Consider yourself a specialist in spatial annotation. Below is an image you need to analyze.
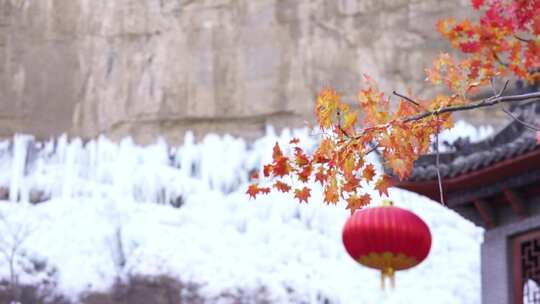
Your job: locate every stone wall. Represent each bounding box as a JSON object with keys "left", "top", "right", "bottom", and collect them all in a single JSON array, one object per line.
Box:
[{"left": 0, "top": 0, "right": 476, "bottom": 143}]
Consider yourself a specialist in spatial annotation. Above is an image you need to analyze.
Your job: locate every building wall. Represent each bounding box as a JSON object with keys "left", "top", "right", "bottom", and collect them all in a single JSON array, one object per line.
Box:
[
  {"left": 481, "top": 208, "right": 540, "bottom": 304},
  {"left": 0, "top": 0, "right": 481, "bottom": 144}
]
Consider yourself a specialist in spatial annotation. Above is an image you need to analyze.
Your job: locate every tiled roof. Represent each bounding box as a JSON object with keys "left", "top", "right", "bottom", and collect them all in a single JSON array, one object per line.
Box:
[{"left": 402, "top": 104, "right": 539, "bottom": 182}]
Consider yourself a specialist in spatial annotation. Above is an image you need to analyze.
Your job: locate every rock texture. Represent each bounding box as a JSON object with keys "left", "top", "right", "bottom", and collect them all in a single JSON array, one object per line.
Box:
[{"left": 0, "top": 0, "right": 477, "bottom": 143}]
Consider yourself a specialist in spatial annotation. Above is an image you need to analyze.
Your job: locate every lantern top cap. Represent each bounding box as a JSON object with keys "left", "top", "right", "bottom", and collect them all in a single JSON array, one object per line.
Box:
[{"left": 382, "top": 200, "right": 394, "bottom": 207}]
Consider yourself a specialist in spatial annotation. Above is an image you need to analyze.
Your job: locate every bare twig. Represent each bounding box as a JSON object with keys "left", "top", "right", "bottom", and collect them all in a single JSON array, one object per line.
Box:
[
  {"left": 499, "top": 80, "right": 510, "bottom": 96},
  {"left": 514, "top": 35, "right": 531, "bottom": 43},
  {"left": 393, "top": 91, "right": 420, "bottom": 107},
  {"left": 365, "top": 144, "right": 378, "bottom": 155},
  {"left": 502, "top": 108, "right": 540, "bottom": 131}
]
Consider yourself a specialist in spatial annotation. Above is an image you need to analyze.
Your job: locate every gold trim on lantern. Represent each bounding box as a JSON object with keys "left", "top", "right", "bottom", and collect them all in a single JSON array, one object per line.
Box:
[
  {"left": 357, "top": 252, "right": 418, "bottom": 271},
  {"left": 358, "top": 252, "right": 418, "bottom": 289}
]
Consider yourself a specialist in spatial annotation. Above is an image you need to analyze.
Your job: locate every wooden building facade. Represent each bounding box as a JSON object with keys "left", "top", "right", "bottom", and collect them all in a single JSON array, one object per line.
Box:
[{"left": 395, "top": 103, "right": 540, "bottom": 304}]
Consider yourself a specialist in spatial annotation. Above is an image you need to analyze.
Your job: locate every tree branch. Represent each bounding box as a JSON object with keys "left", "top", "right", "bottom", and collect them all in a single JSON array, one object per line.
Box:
[{"left": 402, "top": 91, "right": 540, "bottom": 123}]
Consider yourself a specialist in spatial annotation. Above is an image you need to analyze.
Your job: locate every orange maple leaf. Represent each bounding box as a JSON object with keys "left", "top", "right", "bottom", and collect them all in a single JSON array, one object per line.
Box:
[
  {"left": 346, "top": 193, "right": 371, "bottom": 214},
  {"left": 387, "top": 157, "right": 411, "bottom": 180},
  {"left": 294, "top": 187, "right": 311, "bottom": 203},
  {"left": 315, "top": 167, "right": 328, "bottom": 185},
  {"left": 273, "top": 181, "right": 291, "bottom": 193},
  {"left": 342, "top": 111, "right": 358, "bottom": 130},
  {"left": 294, "top": 147, "right": 310, "bottom": 167},
  {"left": 363, "top": 164, "right": 376, "bottom": 182},
  {"left": 246, "top": 184, "right": 260, "bottom": 199},
  {"left": 342, "top": 177, "right": 360, "bottom": 193},
  {"left": 375, "top": 175, "right": 393, "bottom": 197},
  {"left": 324, "top": 178, "right": 339, "bottom": 204}
]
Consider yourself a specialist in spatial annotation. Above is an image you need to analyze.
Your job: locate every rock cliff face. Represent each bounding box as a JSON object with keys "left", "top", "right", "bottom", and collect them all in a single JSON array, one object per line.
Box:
[{"left": 0, "top": 0, "right": 474, "bottom": 143}]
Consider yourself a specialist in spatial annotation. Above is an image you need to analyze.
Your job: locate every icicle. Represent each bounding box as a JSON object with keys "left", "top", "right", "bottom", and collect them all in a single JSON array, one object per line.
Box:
[{"left": 9, "top": 134, "right": 33, "bottom": 202}]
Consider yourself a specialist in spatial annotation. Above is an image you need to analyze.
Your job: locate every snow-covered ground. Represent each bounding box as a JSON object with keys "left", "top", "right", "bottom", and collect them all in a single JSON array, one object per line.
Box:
[{"left": 0, "top": 123, "right": 489, "bottom": 303}]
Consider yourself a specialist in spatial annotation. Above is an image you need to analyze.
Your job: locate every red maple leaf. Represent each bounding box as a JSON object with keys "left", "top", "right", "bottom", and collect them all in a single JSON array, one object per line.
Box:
[
  {"left": 272, "top": 142, "right": 284, "bottom": 162},
  {"left": 273, "top": 157, "right": 291, "bottom": 177},
  {"left": 289, "top": 137, "right": 300, "bottom": 144},
  {"left": 459, "top": 41, "right": 480, "bottom": 53},
  {"left": 273, "top": 181, "right": 291, "bottom": 193},
  {"left": 471, "top": 0, "right": 484, "bottom": 10},
  {"left": 294, "top": 187, "right": 311, "bottom": 203},
  {"left": 259, "top": 187, "right": 271, "bottom": 194},
  {"left": 263, "top": 164, "right": 273, "bottom": 177},
  {"left": 298, "top": 165, "right": 313, "bottom": 182},
  {"left": 246, "top": 184, "right": 260, "bottom": 199}
]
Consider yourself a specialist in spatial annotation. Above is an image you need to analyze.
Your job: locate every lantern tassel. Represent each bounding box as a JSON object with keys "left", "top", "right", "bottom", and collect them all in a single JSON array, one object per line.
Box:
[{"left": 380, "top": 267, "right": 395, "bottom": 290}]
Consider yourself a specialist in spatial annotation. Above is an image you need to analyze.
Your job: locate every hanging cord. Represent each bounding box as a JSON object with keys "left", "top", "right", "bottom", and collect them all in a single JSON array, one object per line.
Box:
[{"left": 435, "top": 114, "right": 445, "bottom": 205}]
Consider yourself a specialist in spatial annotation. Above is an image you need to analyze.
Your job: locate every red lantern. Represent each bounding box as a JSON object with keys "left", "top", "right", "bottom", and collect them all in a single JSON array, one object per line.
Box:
[{"left": 342, "top": 201, "right": 432, "bottom": 288}]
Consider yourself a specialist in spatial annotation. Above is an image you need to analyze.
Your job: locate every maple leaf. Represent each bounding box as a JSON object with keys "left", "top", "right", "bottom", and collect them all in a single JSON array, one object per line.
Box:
[
  {"left": 273, "top": 181, "right": 291, "bottom": 193},
  {"left": 363, "top": 164, "right": 376, "bottom": 182},
  {"left": 294, "top": 147, "right": 310, "bottom": 167},
  {"left": 342, "top": 157, "right": 356, "bottom": 179},
  {"left": 263, "top": 164, "right": 273, "bottom": 177},
  {"left": 273, "top": 157, "right": 291, "bottom": 177},
  {"left": 272, "top": 142, "right": 284, "bottom": 162},
  {"left": 323, "top": 177, "right": 339, "bottom": 204},
  {"left": 313, "top": 138, "right": 334, "bottom": 163},
  {"left": 294, "top": 187, "right": 311, "bottom": 203},
  {"left": 298, "top": 165, "right": 313, "bottom": 183},
  {"left": 316, "top": 89, "right": 341, "bottom": 129},
  {"left": 471, "top": 0, "right": 484, "bottom": 10},
  {"left": 342, "top": 177, "right": 360, "bottom": 193},
  {"left": 387, "top": 157, "right": 411, "bottom": 180},
  {"left": 346, "top": 193, "right": 371, "bottom": 214},
  {"left": 532, "top": 15, "right": 540, "bottom": 35},
  {"left": 375, "top": 175, "right": 393, "bottom": 197},
  {"left": 459, "top": 41, "right": 480, "bottom": 53},
  {"left": 250, "top": 171, "right": 259, "bottom": 180},
  {"left": 259, "top": 187, "right": 271, "bottom": 194},
  {"left": 315, "top": 167, "right": 328, "bottom": 185},
  {"left": 289, "top": 137, "right": 300, "bottom": 144},
  {"left": 246, "top": 184, "right": 260, "bottom": 199},
  {"left": 342, "top": 111, "right": 358, "bottom": 130}
]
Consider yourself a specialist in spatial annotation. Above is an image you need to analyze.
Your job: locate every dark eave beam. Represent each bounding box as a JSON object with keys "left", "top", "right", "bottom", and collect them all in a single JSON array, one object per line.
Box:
[
  {"left": 473, "top": 199, "right": 496, "bottom": 228},
  {"left": 503, "top": 189, "right": 527, "bottom": 217}
]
